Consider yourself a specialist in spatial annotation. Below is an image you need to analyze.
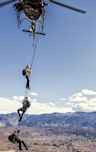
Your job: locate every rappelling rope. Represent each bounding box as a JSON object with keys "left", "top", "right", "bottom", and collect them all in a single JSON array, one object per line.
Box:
[
  {"left": 24, "top": 88, "right": 28, "bottom": 97},
  {"left": 24, "top": 28, "right": 40, "bottom": 98},
  {"left": 30, "top": 34, "right": 39, "bottom": 69},
  {"left": 31, "top": 21, "right": 41, "bottom": 69}
]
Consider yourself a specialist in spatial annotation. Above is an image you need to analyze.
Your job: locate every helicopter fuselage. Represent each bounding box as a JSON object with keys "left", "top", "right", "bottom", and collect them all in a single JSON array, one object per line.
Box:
[
  {"left": 23, "top": 3, "right": 43, "bottom": 21},
  {"left": 15, "top": 0, "right": 44, "bottom": 22}
]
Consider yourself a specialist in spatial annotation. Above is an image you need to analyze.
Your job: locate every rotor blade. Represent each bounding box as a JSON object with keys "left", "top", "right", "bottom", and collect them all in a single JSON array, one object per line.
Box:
[
  {"left": 49, "top": 0, "right": 86, "bottom": 14},
  {"left": 0, "top": 0, "right": 17, "bottom": 8}
]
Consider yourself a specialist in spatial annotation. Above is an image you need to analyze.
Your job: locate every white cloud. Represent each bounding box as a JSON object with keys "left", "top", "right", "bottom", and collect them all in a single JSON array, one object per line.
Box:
[
  {"left": 32, "top": 98, "right": 37, "bottom": 102},
  {"left": 89, "top": 97, "right": 96, "bottom": 102},
  {"left": 24, "top": 99, "right": 74, "bottom": 114},
  {"left": 49, "top": 102, "right": 55, "bottom": 106},
  {"left": 72, "top": 103, "right": 89, "bottom": 112},
  {"left": 1, "top": 89, "right": 96, "bottom": 115},
  {"left": 82, "top": 89, "right": 96, "bottom": 96},
  {"left": 11, "top": 96, "right": 24, "bottom": 102},
  {"left": 29, "top": 92, "right": 39, "bottom": 96},
  {"left": 59, "top": 98, "right": 66, "bottom": 101},
  {"left": 68, "top": 92, "right": 88, "bottom": 102},
  {"left": 0, "top": 96, "right": 73, "bottom": 114},
  {"left": 72, "top": 101, "right": 96, "bottom": 112},
  {"left": 71, "top": 96, "right": 96, "bottom": 112},
  {"left": 0, "top": 97, "right": 20, "bottom": 114}
]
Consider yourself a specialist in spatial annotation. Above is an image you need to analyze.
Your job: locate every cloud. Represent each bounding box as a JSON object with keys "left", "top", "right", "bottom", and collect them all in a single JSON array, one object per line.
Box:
[
  {"left": 89, "top": 97, "right": 96, "bottom": 102},
  {"left": 0, "top": 96, "right": 73, "bottom": 114},
  {"left": 29, "top": 92, "right": 39, "bottom": 96},
  {"left": 1, "top": 89, "right": 96, "bottom": 115},
  {"left": 24, "top": 99, "right": 74, "bottom": 114},
  {"left": 71, "top": 96, "right": 96, "bottom": 112},
  {"left": 82, "top": 89, "right": 96, "bottom": 96},
  {"left": 72, "top": 103, "right": 90, "bottom": 112},
  {"left": 68, "top": 92, "right": 88, "bottom": 102},
  {"left": 49, "top": 102, "right": 55, "bottom": 106},
  {"left": 59, "top": 98, "right": 66, "bottom": 101},
  {"left": 72, "top": 101, "right": 96, "bottom": 112},
  {"left": 11, "top": 96, "right": 24, "bottom": 101},
  {"left": 32, "top": 98, "right": 37, "bottom": 102},
  {"left": 0, "top": 97, "right": 20, "bottom": 114}
]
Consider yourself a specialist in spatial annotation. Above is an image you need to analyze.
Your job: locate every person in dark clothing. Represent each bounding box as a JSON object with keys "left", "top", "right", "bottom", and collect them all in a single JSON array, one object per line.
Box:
[
  {"left": 24, "top": 0, "right": 42, "bottom": 9},
  {"left": 8, "top": 130, "right": 28, "bottom": 151},
  {"left": 22, "top": 65, "right": 31, "bottom": 90},
  {"left": 17, "top": 97, "right": 31, "bottom": 122}
]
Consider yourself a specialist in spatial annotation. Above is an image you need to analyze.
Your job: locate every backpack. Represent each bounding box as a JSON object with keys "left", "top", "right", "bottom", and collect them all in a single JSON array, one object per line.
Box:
[
  {"left": 23, "top": 100, "right": 30, "bottom": 108},
  {"left": 26, "top": 101, "right": 30, "bottom": 108},
  {"left": 8, "top": 134, "right": 15, "bottom": 143},
  {"left": 22, "top": 69, "right": 26, "bottom": 76}
]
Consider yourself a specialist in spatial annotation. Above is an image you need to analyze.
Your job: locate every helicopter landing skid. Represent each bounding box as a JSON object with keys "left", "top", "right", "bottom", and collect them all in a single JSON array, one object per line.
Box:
[{"left": 23, "top": 29, "right": 46, "bottom": 36}]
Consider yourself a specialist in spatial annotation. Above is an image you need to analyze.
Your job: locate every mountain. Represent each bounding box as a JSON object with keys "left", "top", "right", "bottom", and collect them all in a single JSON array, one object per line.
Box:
[
  {"left": 1, "top": 112, "right": 96, "bottom": 138},
  {"left": 0, "top": 112, "right": 96, "bottom": 128}
]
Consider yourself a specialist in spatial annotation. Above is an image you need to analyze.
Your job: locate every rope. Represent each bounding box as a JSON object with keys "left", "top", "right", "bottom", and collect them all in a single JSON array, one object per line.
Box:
[
  {"left": 24, "top": 88, "right": 28, "bottom": 97},
  {"left": 24, "top": 30, "right": 39, "bottom": 98},
  {"left": 30, "top": 34, "right": 39, "bottom": 69},
  {"left": 30, "top": 21, "right": 41, "bottom": 69}
]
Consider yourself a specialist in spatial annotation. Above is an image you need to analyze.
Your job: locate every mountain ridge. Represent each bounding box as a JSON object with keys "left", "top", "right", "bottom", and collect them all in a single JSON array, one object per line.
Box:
[{"left": 0, "top": 111, "right": 96, "bottom": 128}]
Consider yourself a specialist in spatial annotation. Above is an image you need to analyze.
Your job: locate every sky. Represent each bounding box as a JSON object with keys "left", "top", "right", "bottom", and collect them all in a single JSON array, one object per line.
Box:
[{"left": 0, "top": 0, "right": 96, "bottom": 114}]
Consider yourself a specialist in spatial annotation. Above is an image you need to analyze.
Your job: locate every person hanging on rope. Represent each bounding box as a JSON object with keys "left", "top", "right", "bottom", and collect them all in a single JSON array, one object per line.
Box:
[
  {"left": 8, "top": 129, "right": 28, "bottom": 151},
  {"left": 17, "top": 97, "right": 31, "bottom": 122},
  {"left": 22, "top": 65, "right": 31, "bottom": 89}
]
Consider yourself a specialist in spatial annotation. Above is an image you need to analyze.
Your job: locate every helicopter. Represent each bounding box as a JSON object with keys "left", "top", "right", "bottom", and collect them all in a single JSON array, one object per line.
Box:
[{"left": 0, "top": 0, "right": 86, "bottom": 36}]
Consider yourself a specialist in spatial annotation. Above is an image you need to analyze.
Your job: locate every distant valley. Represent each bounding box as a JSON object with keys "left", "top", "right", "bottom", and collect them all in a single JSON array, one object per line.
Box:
[{"left": 1, "top": 112, "right": 96, "bottom": 138}]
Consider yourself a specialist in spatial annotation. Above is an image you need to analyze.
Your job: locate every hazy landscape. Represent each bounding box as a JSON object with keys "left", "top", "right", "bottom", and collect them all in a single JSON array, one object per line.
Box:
[
  {"left": 0, "top": 0, "right": 95, "bottom": 151},
  {"left": 1, "top": 112, "right": 96, "bottom": 152}
]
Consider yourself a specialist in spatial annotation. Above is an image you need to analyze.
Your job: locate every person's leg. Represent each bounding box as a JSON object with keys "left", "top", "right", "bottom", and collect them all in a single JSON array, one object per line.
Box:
[
  {"left": 26, "top": 76, "right": 30, "bottom": 89},
  {"left": 19, "top": 108, "right": 26, "bottom": 121},
  {"left": 18, "top": 140, "right": 22, "bottom": 150},
  {"left": 17, "top": 109, "right": 22, "bottom": 122},
  {"left": 22, "top": 109, "right": 26, "bottom": 117},
  {"left": 17, "top": 109, "right": 21, "bottom": 117},
  {"left": 19, "top": 116, "right": 22, "bottom": 122},
  {"left": 18, "top": 108, "right": 24, "bottom": 122},
  {"left": 22, "top": 141, "right": 28, "bottom": 150}
]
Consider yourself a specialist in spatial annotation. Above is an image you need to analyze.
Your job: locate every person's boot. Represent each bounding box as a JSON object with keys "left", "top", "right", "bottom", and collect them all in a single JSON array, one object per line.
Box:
[
  {"left": 22, "top": 141, "right": 28, "bottom": 150},
  {"left": 19, "top": 148, "right": 22, "bottom": 151},
  {"left": 19, "top": 116, "right": 22, "bottom": 122},
  {"left": 26, "top": 147, "right": 28, "bottom": 150},
  {"left": 26, "top": 84, "right": 30, "bottom": 90}
]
